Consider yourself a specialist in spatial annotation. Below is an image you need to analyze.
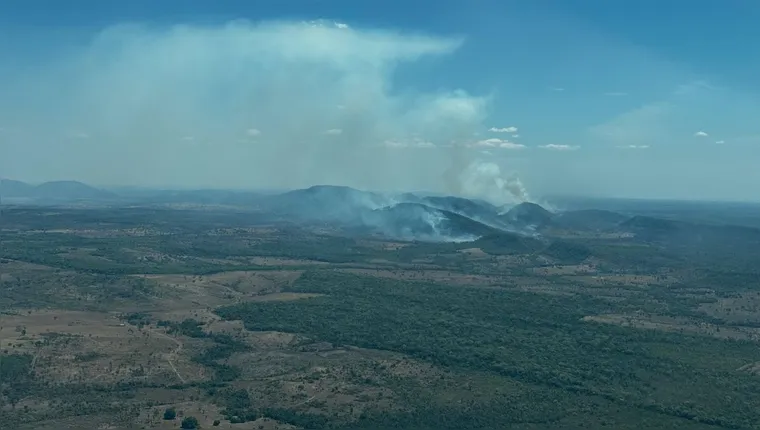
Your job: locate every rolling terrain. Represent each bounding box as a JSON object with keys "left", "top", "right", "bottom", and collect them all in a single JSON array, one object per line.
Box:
[{"left": 3, "top": 182, "right": 760, "bottom": 429}]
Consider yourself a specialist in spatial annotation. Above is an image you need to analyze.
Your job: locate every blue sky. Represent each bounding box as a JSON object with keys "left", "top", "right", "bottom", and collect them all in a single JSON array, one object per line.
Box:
[{"left": 1, "top": 0, "right": 759, "bottom": 202}]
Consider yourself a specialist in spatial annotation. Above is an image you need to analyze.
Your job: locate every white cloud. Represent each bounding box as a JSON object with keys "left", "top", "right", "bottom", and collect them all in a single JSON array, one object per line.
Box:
[
  {"left": 383, "top": 137, "right": 436, "bottom": 148},
  {"left": 604, "top": 92, "right": 628, "bottom": 96},
  {"left": 715, "top": 140, "right": 725, "bottom": 144},
  {"left": 415, "top": 140, "right": 435, "bottom": 148},
  {"left": 539, "top": 144, "right": 579, "bottom": 151},
  {"left": 383, "top": 140, "right": 406, "bottom": 148},
  {"left": 325, "top": 128, "right": 343, "bottom": 135},
  {"left": 489, "top": 126, "right": 518, "bottom": 133},
  {"left": 334, "top": 22, "right": 350, "bottom": 30},
  {"left": 511, "top": 134, "right": 519, "bottom": 138},
  {"left": 246, "top": 128, "right": 261, "bottom": 137},
  {"left": 618, "top": 145, "right": 650, "bottom": 149},
  {"left": 0, "top": 20, "right": 498, "bottom": 195},
  {"left": 694, "top": 131, "right": 708, "bottom": 137},
  {"left": 471, "top": 138, "right": 525, "bottom": 149}
]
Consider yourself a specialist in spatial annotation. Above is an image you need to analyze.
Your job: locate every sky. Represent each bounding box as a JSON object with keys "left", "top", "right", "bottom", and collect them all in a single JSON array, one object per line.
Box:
[{"left": 1, "top": 0, "right": 759, "bottom": 202}]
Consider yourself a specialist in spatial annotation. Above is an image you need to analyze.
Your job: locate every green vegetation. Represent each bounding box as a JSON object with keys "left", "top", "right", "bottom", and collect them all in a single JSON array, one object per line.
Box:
[
  {"left": 181, "top": 416, "right": 200, "bottom": 429},
  {"left": 163, "top": 407, "right": 177, "bottom": 420},
  {"left": 3, "top": 205, "right": 760, "bottom": 429},
  {"left": 217, "top": 271, "right": 760, "bottom": 429}
]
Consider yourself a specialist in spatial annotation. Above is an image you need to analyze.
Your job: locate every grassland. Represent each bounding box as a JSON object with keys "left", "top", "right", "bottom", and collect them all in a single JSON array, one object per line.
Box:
[{"left": 3, "top": 205, "right": 760, "bottom": 429}]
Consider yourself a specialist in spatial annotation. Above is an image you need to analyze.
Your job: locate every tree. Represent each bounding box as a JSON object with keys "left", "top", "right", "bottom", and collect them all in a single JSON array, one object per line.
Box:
[
  {"left": 181, "top": 416, "right": 200, "bottom": 429},
  {"left": 163, "top": 407, "right": 176, "bottom": 420}
]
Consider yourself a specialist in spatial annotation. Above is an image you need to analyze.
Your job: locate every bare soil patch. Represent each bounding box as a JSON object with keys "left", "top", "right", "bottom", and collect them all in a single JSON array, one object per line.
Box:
[
  {"left": 700, "top": 291, "right": 760, "bottom": 325},
  {"left": 140, "top": 401, "right": 297, "bottom": 429},
  {"left": 137, "top": 270, "right": 304, "bottom": 312},
  {"left": 458, "top": 248, "right": 489, "bottom": 259},
  {"left": 529, "top": 264, "right": 597, "bottom": 276},
  {"left": 250, "top": 257, "right": 330, "bottom": 267},
  {"left": 584, "top": 313, "right": 760, "bottom": 341},
  {"left": 338, "top": 268, "right": 503, "bottom": 286},
  {"left": 0, "top": 309, "right": 208, "bottom": 385},
  {"left": 567, "top": 273, "right": 676, "bottom": 288},
  {"left": 357, "top": 240, "right": 410, "bottom": 251},
  {"left": 249, "top": 293, "right": 325, "bottom": 302}
]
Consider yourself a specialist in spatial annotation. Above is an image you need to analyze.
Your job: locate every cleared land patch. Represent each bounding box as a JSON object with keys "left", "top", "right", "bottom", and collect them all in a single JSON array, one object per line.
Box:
[
  {"left": 583, "top": 313, "right": 760, "bottom": 340},
  {"left": 337, "top": 268, "right": 503, "bottom": 286}
]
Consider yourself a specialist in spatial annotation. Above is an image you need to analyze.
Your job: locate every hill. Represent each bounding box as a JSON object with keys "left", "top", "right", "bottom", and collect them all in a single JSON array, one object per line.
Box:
[
  {"left": 0, "top": 179, "right": 35, "bottom": 198},
  {"left": 620, "top": 215, "right": 760, "bottom": 270},
  {"left": 551, "top": 209, "right": 629, "bottom": 231},
  {"left": 370, "top": 202, "right": 499, "bottom": 241},
  {"left": 256, "top": 186, "right": 502, "bottom": 241},
  {"left": 415, "top": 196, "right": 500, "bottom": 221},
  {"left": 1, "top": 179, "right": 115, "bottom": 201},
  {"left": 500, "top": 202, "right": 554, "bottom": 229},
  {"left": 34, "top": 181, "right": 116, "bottom": 200},
  {"left": 261, "top": 185, "right": 390, "bottom": 221}
]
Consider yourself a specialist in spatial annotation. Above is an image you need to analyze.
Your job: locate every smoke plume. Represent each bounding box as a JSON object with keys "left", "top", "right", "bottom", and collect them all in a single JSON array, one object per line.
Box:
[
  {"left": 457, "top": 160, "right": 529, "bottom": 206},
  {"left": 0, "top": 19, "right": 528, "bottom": 207}
]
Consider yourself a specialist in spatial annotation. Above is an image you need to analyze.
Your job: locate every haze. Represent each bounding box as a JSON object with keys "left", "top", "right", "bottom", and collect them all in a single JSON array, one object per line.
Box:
[{"left": 1, "top": 0, "right": 759, "bottom": 202}]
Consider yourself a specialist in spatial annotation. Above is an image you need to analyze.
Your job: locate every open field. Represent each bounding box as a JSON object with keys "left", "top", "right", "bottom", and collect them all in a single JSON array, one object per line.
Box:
[{"left": 4, "top": 204, "right": 760, "bottom": 429}]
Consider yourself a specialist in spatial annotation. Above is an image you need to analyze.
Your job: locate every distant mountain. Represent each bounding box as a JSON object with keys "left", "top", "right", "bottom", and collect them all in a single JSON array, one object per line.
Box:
[
  {"left": 501, "top": 202, "right": 554, "bottom": 229},
  {"left": 34, "top": 181, "right": 116, "bottom": 200},
  {"left": 620, "top": 214, "right": 760, "bottom": 270},
  {"left": 370, "top": 202, "right": 499, "bottom": 241},
  {"left": 417, "top": 196, "right": 500, "bottom": 221},
  {"left": 1, "top": 179, "right": 116, "bottom": 201},
  {"left": 122, "top": 189, "right": 262, "bottom": 206},
  {"left": 1, "top": 179, "right": 35, "bottom": 198},
  {"left": 261, "top": 185, "right": 390, "bottom": 221},
  {"left": 254, "top": 186, "right": 501, "bottom": 241},
  {"left": 551, "top": 209, "right": 629, "bottom": 231}
]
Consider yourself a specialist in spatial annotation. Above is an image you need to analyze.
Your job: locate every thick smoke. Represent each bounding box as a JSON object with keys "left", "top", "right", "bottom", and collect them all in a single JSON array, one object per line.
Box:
[
  {"left": 272, "top": 185, "right": 484, "bottom": 242},
  {"left": 457, "top": 160, "right": 529, "bottom": 207},
  {"left": 0, "top": 20, "right": 488, "bottom": 193},
  {"left": 0, "top": 19, "right": 532, "bottom": 234}
]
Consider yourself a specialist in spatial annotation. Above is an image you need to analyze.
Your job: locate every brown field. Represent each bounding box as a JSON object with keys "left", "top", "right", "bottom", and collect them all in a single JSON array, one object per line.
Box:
[
  {"left": 1, "top": 263, "right": 448, "bottom": 429},
  {"left": 566, "top": 273, "right": 677, "bottom": 287},
  {"left": 138, "top": 401, "right": 298, "bottom": 430},
  {"left": 140, "top": 270, "right": 304, "bottom": 302},
  {"left": 583, "top": 313, "right": 760, "bottom": 341},
  {"left": 249, "top": 257, "right": 330, "bottom": 267},
  {"left": 700, "top": 291, "right": 760, "bottom": 324},
  {"left": 0, "top": 309, "right": 209, "bottom": 386},
  {"left": 357, "top": 240, "right": 410, "bottom": 251},
  {"left": 248, "top": 293, "right": 325, "bottom": 302},
  {"left": 457, "top": 247, "right": 489, "bottom": 258},
  {"left": 1, "top": 302, "right": 429, "bottom": 430},
  {"left": 337, "top": 268, "right": 504, "bottom": 286},
  {"left": 529, "top": 264, "right": 597, "bottom": 276}
]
